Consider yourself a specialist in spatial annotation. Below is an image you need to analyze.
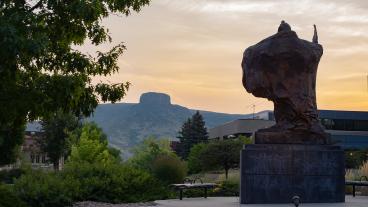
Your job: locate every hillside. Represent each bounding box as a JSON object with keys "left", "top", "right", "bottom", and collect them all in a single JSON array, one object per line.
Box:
[{"left": 88, "top": 92, "right": 251, "bottom": 155}]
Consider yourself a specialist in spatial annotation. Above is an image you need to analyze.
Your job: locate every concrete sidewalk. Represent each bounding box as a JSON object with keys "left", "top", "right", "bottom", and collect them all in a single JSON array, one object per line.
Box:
[{"left": 155, "top": 196, "right": 368, "bottom": 207}]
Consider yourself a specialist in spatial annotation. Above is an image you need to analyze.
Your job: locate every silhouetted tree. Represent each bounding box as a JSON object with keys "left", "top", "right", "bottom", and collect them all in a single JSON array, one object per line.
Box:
[
  {"left": 40, "top": 111, "right": 80, "bottom": 169},
  {"left": 177, "top": 111, "right": 208, "bottom": 159},
  {"left": 0, "top": 0, "right": 150, "bottom": 164}
]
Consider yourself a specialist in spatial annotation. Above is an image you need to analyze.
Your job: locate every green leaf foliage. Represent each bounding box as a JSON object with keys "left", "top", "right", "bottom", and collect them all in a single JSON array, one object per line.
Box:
[
  {"left": 0, "top": 0, "right": 150, "bottom": 164},
  {"left": 129, "top": 137, "right": 175, "bottom": 171},
  {"left": 40, "top": 110, "right": 81, "bottom": 169},
  {"left": 0, "top": 168, "right": 26, "bottom": 184},
  {"left": 14, "top": 170, "right": 75, "bottom": 207},
  {"left": 63, "top": 162, "right": 167, "bottom": 203},
  {"left": 13, "top": 123, "right": 168, "bottom": 206},
  {"left": 189, "top": 137, "right": 250, "bottom": 179},
  {"left": 129, "top": 137, "right": 187, "bottom": 184},
  {"left": 67, "top": 122, "right": 118, "bottom": 165},
  {"left": 187, "top": 143, "right": 207, "bottom": 174},
  {"left": 151, "top": 154, "right": 187, "bottom": 185},
  {"left": 0, "top": 184, "right": 27, "bottom": 207},
  {"left": 0, "top": 122, "right": 25, "bottom": 165}
]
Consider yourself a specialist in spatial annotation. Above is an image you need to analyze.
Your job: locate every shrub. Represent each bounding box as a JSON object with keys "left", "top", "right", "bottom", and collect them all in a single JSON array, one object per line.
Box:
[
  {"left": 359, "top": 161, "right": 368, "bottom": 195},
  {"left": 181, "top": 178, "right": 240, "bottom": 198},
  {"left": 14, "top": 170, "right": 74, "bottom": 207},
  {"left": 182, "top": 188, "right": 212, "bottom": 198},
  {"left": 0, "top": 184, "right": 26, "bottom": 207},
  {"left": 345, "top": 169, "right": 361, "bottom": 180},
  {"left": 68, "top": 123, "right": 117, "bottom": 165},
  {"left": 0, "top": 169, "right": 25, "bottom": 184},
  {"left": 152, "top": 155, "right": 187, "bottom": 184},
  {"left": 187, "top": 143, "right": 207, "bottom": 174},
  {"left": 129, "top": 137, "right": 175, "bottom": 171},
  {"left": 63, "top": 162, "right": 169, "bottom": 203},
  {"left": 212, "top": 179, "right": 239, "bottom": 196}
]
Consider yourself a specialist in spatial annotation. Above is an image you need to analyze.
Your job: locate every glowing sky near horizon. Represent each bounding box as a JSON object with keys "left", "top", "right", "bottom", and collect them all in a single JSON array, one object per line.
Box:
[{"left": 85, "top": 0, "right": 368, "bottom": 114}]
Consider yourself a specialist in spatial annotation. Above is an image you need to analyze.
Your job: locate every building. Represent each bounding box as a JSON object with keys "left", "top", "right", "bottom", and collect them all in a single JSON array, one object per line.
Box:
[
  {"left": 22, "top": 130, "right": 55, "bottom": 169},
  {"left": 319, "top": 110, "right": 368, "bottom": 149},
  {"left": 209, "top": 119, "right": 275, "bottom": 139},
  {"left": 0, "top": 122, "right": 64, "bottom": 171},
  {"left": 209, "top": 110, "right": 368, "bottom": 149},
  {"left": 24, "top": 122, "right": 65, "bottom": 170}
]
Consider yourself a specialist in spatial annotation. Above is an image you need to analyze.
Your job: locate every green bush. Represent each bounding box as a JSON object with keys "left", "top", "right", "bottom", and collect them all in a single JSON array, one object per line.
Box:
[
  {"left": 187, "top": 143, "right": 207, "bottom": 174},
  {"left": 212, "top": 179, "right": 239, "bottom": 196},
  {"left": 14, "top": 163, "right": 170, "bottom": 206},
  {"left": 182, "top": 188, "right": 212, "bottom": 198},
  {"left": 152, "top": 155, "right": 187, "bottom": 184},
  {"left": 63, "top": 162, "right": 169, "bottom": 203},
  {"left": 0, "top": 184, "right": 26, "bottom": 207},
  {"left": 14, "top": 170, "right": 74, "bottom": 207},
  {"left": 180, "top": 179, "right": 239, "bottom": 198},
  {"left": 129, "top": 137, "right": 175, "bottom": 172},
  {"left": 177, "top": 177, "right": 240, "bottom": 198},
  {"left": 0, "top": 169, "right": 25, "bottom": 184}
]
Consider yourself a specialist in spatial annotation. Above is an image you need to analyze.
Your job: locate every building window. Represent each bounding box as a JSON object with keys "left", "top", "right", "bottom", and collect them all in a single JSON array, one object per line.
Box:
[
  {"left": 30, "top": 154, "right": 35, "bottom": 163},
  {"left": 321, "top": 119, "right": 368, "bottom": 131},
  {"left": 42, "top": 155, "right": 46, "bottom": 163},
  {"left": 36, "top": 155, "right": 40, "bottom": 163}
]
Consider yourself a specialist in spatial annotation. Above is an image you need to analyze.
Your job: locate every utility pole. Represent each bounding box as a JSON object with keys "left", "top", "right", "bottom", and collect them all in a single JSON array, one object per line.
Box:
[{"left": 252, "top": 104, "right": 256, "bottom": 119}]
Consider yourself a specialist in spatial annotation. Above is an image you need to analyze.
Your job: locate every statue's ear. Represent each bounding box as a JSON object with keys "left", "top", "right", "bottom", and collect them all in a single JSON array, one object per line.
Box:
[{"left": 312, "top": 24, "right": 318, "bottom": 43}]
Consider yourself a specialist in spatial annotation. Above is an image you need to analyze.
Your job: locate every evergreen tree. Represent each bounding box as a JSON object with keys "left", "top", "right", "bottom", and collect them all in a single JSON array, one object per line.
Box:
[
  {"left": 177, "top": 111, "right": 208, "bottom": 159},
  {"left": 177, "top": 118, "right": 192, "bottom": 159},
  {"left": 191, "top": 111, "right": 209, "bottom": 143}
]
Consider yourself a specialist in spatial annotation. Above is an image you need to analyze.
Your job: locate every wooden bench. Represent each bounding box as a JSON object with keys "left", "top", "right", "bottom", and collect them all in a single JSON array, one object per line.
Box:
[
  {"left": 346, "top": 176, "right": 368, "bottom": 197},
  {"left": 170, "top": 178, "right": 217, "bottom": 200}
]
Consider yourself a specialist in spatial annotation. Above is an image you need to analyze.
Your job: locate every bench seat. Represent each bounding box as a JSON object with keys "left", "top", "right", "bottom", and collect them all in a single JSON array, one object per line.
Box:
[
  {"left": 345, "top": 180, "right": 368, "bottom": 197},
  {"left": 170, "top": 183, "right": 217, "bottom": 200}
]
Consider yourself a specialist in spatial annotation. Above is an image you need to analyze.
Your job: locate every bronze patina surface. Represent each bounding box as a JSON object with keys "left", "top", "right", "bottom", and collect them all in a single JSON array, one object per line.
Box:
[{"left": 241, "top": 21, "right": 330, "bottom": 144}]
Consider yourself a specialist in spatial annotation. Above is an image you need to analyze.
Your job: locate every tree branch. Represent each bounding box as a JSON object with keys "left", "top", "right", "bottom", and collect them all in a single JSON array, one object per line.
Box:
[{"left": 29, "top": 0, "right": 43, "bottom": 12}]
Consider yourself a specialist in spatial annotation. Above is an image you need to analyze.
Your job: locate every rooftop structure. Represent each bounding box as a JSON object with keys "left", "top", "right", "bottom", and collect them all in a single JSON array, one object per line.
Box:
[{"left": 209, "top": 110, "right": 368, "bottom": 149}]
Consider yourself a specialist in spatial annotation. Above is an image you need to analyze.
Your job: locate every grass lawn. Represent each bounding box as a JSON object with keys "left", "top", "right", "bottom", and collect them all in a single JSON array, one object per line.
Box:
[{"left": 187, "top": 169, "right": 240, "bottom": 183}]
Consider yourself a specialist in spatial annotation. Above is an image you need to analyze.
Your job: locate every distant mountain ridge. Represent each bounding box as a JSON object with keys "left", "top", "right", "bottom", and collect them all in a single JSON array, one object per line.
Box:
[{"left": 88, "top": 92, "right": 252, "bottom": 155}]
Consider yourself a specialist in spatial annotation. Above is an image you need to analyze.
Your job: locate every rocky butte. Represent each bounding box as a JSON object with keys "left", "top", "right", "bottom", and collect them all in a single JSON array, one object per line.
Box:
[{"left": 239, "top": 21, "right": 345, "bottom": 204}]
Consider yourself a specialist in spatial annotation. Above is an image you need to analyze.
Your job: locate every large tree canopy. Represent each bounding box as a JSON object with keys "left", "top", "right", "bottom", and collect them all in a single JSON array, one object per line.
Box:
[{"left": 0, "top": 0, "right": 150, "bottom": 165}]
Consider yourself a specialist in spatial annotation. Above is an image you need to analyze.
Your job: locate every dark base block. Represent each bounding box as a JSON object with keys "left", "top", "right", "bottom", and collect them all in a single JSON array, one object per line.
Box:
[
  {"left": 240, "top": 144, "right": 345, "bottom": 204},
  {"left": 255, "top": 131, "right": 331, "bottom": 145}
]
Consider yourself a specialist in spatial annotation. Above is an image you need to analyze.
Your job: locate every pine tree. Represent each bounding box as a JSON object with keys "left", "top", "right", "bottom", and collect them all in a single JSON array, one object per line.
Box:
[
  {"left": 191, "top": 111, "right": 209, "bottom": 143},
  {"left": 177, "top": 111, "right": 208, "bottom": 159}
]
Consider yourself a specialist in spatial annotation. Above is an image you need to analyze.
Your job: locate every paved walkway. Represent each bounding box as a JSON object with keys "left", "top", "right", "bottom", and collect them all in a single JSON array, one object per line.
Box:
[{"left": 155, "top": 196, "right": 368, "bottom": 207}]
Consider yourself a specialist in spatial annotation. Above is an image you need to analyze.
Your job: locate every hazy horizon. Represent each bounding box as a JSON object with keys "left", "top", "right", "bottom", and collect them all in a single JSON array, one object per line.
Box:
[{"left": 81, "top": 0, "right": 368, "bottom": 114}]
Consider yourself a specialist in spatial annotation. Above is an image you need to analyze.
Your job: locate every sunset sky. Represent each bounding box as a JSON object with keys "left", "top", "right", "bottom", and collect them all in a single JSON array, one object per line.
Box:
[{"left": 84, "top": 0, "right": 368, "bottom": 114}]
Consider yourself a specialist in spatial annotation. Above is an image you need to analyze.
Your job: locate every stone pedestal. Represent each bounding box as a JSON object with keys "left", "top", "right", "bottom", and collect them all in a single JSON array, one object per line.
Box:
[{"left": 240, "top": 144, "right": 345, "bottom": 204}]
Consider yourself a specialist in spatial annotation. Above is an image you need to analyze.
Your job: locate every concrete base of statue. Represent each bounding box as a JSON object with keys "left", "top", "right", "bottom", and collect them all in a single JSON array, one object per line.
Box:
[{"left": 240, "top": 144, "right": 345, "bottom": 204}]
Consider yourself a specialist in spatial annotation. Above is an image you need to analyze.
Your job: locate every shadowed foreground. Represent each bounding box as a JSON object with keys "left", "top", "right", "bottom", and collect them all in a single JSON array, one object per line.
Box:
[{"left": 155, "top": 196, "right": 368, "bottom": 207}]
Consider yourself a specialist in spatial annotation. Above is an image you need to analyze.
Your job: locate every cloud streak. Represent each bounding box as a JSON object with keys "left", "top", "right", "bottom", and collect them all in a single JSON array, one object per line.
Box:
[{"left": 88, "top": 0, "right": 368, "bottom": 113}]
